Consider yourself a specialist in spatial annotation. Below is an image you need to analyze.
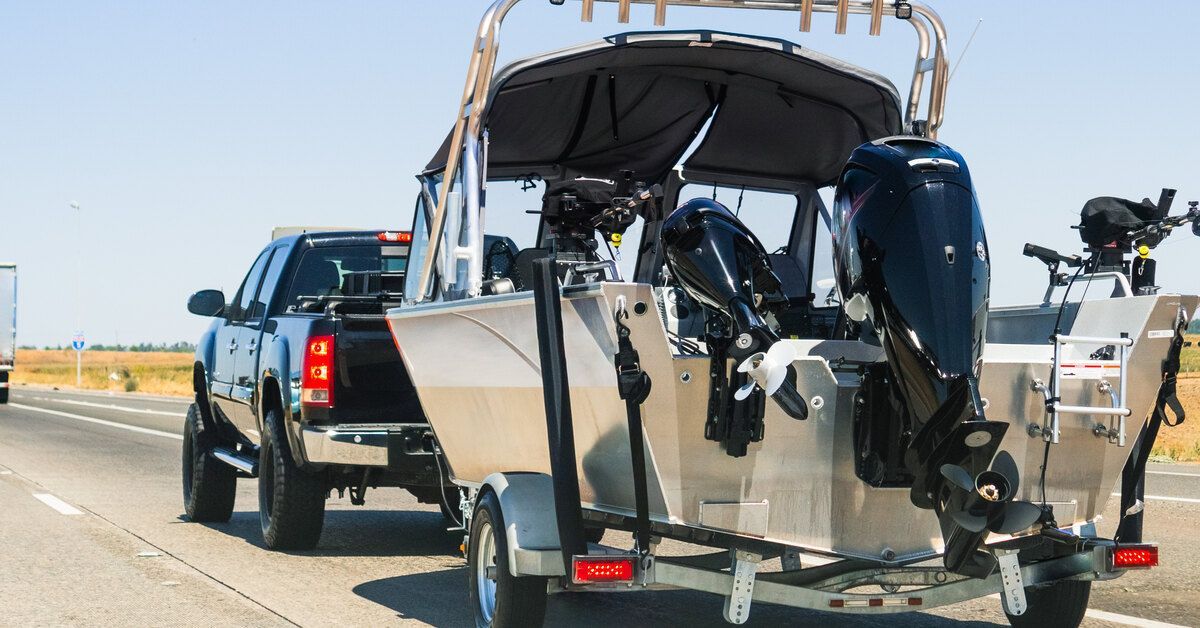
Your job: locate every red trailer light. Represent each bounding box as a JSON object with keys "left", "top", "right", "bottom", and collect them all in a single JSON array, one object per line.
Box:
[
  {"left": 378, "top": 231, "right": 413, "bottom": 243},
  {"left": 1111, "top": 544, "right": 1158, "bottom": 570},
  {"left": 829, "top": 597, "right": 922, "bottom": 608},
  {"left": 572, "top": 556, "right": 635, "bottom": 584},
  {"left": 301, "top": 335, "right": 335, "bottom": 407}
]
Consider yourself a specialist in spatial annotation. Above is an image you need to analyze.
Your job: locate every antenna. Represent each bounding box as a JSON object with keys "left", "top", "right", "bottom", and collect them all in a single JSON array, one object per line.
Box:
[{"left": 949, "top": 18, "right": 984, "bottom": 83}]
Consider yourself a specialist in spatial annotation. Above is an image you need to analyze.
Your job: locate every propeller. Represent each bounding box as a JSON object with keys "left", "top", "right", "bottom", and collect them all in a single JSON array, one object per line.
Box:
[
  {"left": 939, "top": 450, "right": 1043, "bottom": 536},
  {"left": 734, "top": 341, "right": 799, "bottom": 401},
  {"left": 733, "top": 341, "right": 809, "bottom": 420}
]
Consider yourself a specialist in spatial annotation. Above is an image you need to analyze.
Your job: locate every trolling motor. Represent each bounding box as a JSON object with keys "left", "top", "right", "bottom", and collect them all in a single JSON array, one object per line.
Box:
[
  {"left": 1026, "top": 191, "right": 1200, "bottom": 298},
  {"left": 662, "top": 199, "right": 808, "bottom": 456},
  {"left": 1077, "top": 192, "right": 1199, "bottom": 294},
  {"left": 832, "top": 137, "right": 1041, "bottom": 576}
]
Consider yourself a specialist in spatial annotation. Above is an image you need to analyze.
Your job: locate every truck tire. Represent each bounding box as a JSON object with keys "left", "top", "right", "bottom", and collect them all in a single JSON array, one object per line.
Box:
[
  {"left": 0, "top": 371, "right": 9, "bottom": 404},
  {"left": 1006, "top": 580, "right": 1091, "bottom": 628},
  {"left": 182, "top": 403, "right": 236, "bottom": 522},
  {"left": 258, "top": 409, "right": 326, "bottom": 550},
  {"left": 468, "top": 491, "right": 548, "bottom": 628}
]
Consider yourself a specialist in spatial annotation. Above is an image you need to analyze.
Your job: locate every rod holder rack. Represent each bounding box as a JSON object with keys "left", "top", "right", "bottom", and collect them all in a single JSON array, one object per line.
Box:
[{"left": 1045, "top": 333, "right": 1132, "bottom": 446}]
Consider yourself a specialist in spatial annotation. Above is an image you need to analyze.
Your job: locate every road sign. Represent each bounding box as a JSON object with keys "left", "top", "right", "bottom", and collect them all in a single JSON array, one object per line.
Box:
[{"left": 72, "top": 332, "right": 86, "bottom": 352}]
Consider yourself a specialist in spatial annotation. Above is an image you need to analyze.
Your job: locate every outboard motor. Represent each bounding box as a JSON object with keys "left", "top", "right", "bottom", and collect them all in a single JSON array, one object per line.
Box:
[
  {"left": 662, "top": 199, "right": 809, "bottom": 423},
  {"left": 833, "top": 137, "right": 1041, "bottom": 576}
]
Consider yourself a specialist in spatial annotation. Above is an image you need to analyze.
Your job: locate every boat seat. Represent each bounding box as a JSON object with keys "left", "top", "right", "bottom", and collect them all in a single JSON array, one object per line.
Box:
[
  {"left": 507, "top": 248, "right": 551, "bottom": 292},
  {"left": 768, "top": 254, "right": 812, "bottom": 307},
  {"left": 483, "top": 237, "right": 518, "bottom": 280}
]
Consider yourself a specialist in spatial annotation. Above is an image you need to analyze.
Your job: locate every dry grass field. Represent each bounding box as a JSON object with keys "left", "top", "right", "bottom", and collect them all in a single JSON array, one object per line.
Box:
[
  {"left": 9, "top": 349, "right": 193, "bottom": 396},
  {"left": 7, "top": 338, "right": 1200, "bottom": 459}
]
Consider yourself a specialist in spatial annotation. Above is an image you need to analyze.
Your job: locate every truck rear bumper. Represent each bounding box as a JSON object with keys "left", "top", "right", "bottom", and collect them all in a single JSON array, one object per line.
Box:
[{"left": 301, "top": 423, "right": 435, "bottom": 468}]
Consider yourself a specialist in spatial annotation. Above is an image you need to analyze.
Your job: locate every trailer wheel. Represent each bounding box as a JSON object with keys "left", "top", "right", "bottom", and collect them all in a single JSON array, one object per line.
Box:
[
  {"left": 468, "top": 491, "right": 548, "bottom": 628},
  {"left": 1006, "top": 580, "right": 1091, "bottom": 628},
  {"left": 258, "top": 409, "right": 326, "bottom": 550},
  {"left": 182, "top": 403, "right": 236, "bottom": 522},
  {"left": 0, "top": 371, "right": 9, "bottom": 404}
]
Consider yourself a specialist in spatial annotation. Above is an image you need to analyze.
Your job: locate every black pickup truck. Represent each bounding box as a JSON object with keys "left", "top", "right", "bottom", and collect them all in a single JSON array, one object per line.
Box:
[{"left": 183, "top": 230, "right": 451, "bottom": 550}]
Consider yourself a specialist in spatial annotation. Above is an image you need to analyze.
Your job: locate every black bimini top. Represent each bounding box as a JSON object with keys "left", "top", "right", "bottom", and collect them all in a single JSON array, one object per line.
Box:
[{"left": 426, "top": 31, "right": 903, "bottom": 189}]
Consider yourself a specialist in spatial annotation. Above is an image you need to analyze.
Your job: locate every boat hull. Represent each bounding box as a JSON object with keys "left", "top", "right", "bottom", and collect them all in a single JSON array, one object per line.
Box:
[{"left": 387, "top": 283, "right": 1194, "bottom": 561}]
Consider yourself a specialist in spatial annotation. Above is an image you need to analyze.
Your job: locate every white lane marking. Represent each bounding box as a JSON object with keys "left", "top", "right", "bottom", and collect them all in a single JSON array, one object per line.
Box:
[
  {"left": 1111, "top": 492, "right": 1200, "bottom": 504},
  {"left": 33, "top": 493, "right": 84, "bottom": 515},
  {"left": 18, "top": 395, "right": 182, "bottom": 417},
  {"left": 1147, "top": 470, "right": 1200, "bottom": 478},
  {"left": 1086, "top": 608, "right": 1188, "bottom": 628},
  {"left": 12, "top": 388, "right": 191, "bottom": 406},
  {"left": 8, "top": 403, "right": 183, "bottom": 441}
]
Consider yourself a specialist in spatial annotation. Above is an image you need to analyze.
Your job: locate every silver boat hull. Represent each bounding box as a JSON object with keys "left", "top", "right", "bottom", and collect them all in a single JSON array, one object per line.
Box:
[{"left": 387, "top": 283, "right": 1194, "bottom": 562}]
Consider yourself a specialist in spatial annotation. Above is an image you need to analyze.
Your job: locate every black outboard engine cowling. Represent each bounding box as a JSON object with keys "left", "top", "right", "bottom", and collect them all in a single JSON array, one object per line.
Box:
[
  {"left": 833, "top": 137, "right": 1041, "bottom": 576},
  {"left": 834, "top": 137, "right": 990, "bottom": 425},
  {"left": 663, "top": 199, "right": 809, "bottom": 423},
  {"left": 662, "top": 199, "right": 780, "bottom": 357}
]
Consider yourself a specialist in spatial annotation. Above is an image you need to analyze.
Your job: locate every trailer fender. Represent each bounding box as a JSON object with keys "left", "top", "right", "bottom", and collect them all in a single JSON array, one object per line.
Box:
[{"left": 481, "top": 472, "right": 567, "bottom": 578}]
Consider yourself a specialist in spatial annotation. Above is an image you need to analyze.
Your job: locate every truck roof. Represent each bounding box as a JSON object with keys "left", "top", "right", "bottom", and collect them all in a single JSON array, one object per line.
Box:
[{"left": 271, "top": 230, "right": 410, "bottom": 248}]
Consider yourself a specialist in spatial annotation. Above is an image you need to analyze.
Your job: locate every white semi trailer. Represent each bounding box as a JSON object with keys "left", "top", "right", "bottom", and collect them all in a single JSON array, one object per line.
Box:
[{"left": 0, "top": 263, "right": 15, "bottom": 404}]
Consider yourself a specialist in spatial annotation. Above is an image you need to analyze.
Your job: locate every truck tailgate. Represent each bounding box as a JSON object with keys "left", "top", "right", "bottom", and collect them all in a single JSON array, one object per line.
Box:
[{"left": 333, "top": 315, "right": 424, "bottom": 424}]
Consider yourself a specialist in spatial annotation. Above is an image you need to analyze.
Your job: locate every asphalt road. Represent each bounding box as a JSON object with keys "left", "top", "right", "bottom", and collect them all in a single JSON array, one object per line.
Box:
[{"left": 1, "top": 386, "right": 1198, "bottom": 627}]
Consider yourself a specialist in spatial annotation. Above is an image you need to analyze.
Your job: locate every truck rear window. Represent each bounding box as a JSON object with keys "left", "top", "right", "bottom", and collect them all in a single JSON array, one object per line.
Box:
[{"left": 284, "top": 245, "right": 407, "bottom": 310}]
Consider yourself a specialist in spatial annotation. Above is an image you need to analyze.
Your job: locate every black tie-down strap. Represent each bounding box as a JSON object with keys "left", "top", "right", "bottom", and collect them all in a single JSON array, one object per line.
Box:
[
  {"left": 613, "top": 298, "right": 653, "bottom": 561},
  {"left": 1116, "top": 309, "right": 1189, "bottom": 542}
]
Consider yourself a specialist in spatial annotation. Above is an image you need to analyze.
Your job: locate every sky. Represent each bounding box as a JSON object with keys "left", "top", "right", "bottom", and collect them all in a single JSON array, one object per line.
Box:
[{"left": 1, "top": 1, "right": 1197, "bottom": 347}]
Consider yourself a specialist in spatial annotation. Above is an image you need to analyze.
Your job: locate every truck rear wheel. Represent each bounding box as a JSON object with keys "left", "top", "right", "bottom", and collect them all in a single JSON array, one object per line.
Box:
[
  {"left": 182, "top": 403, "right": 236, "bottom": 522},
  {"left": 1006, "top": 580, "right": 1091, "bottom": 628},
  {"left": 468, "top": 491, "right": 548, "bottom": 628},
  {"left": 258, "top": 409, "right": 326, "bottom": 550},
  {"left": 0, "top": 371, "right": 9, "bottom": 404}
]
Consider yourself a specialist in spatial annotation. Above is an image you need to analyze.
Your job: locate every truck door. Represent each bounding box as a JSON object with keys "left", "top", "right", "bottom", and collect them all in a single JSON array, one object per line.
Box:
[
  {"left": 212, "top": 248, "right": 271, "bottom": 437},
  {"left": 228, "top": 244, "right": 290, "bottom": 441}
]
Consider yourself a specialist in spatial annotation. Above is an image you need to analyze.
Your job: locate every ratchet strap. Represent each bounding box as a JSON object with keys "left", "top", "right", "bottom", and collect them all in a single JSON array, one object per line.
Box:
[
  {"left": 1116, "top": 311, "right": 1188, "bottom": 542},
  {"left": 614, "top": 299, "right": 653, "bottom": 560}
]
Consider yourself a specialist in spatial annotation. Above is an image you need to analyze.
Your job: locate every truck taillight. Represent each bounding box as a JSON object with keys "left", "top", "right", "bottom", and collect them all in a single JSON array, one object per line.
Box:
[
  {"left": 572, "top": 556, "right": 635, "bottom": 584},
  {"left": 1110, "top": 544, "right": 1158, "bottom": 570},
  {"left": 301, "top": 335, "right": 335, "bottom": 407}
]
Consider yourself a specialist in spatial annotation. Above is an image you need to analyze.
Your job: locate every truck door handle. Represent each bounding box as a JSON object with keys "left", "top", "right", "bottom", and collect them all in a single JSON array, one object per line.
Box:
[
  {"left": 226, "top": 340, "right": 238, "bottom": 352},
  {"left": 246, "top": 340, "right": 258, "bottom": 354}
]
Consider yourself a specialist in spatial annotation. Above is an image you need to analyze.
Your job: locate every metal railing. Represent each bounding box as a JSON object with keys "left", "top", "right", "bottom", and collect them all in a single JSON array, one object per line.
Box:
[{"left": 413, "top": 0, "right": 950, "bottom": 303}]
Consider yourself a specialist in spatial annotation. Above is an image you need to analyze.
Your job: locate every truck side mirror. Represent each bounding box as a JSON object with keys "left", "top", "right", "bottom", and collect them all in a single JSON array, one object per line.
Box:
[{"left": 187, "top": 290, "right": 226, "bottom": 317}]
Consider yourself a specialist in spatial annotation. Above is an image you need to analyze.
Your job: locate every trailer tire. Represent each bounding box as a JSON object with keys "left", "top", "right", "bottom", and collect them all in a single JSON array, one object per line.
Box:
[
  {"left": 0, "top": 371, "right": 9, "bottom": 404},
  {"left": 468, "top": 491, "right": 548, "bottom": 628},
  {"left": 1006, "top": 580, "right": 1091, "bottom": 628},
  {"left": 258, "top": 409, "right": 326, "bottom": 550},
  {"left": 182, "top": 403, "right": 236, "bottom": 522}
]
